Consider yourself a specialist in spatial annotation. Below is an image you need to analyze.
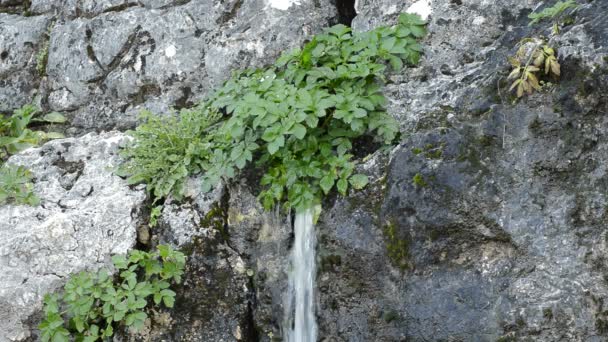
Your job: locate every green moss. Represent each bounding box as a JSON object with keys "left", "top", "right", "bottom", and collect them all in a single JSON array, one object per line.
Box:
[
  {"left": 597, "top": 318, "right": 608, "bottom": 334},
  {"left": 201, "top": 203, "right": 229, "bottom": 241},
  {"left": 477, "top": 135, "right": 494, "bottom": 147},
  {"left": 412, "top": 143, "right": 444, "bottom": 159},
  {"left": 415, "top": 108, "right": 454, "bottom": 132},
  {"left": 543, "top": 307, "right": 553, "bottom": 320},
  {"left": 412, "top": 173, "right": 427, "bottom": 187},
  {"left": 383, "top": 221, "right": 410, "bottom": 270},
  {"left": 320, "top": 254, "right": 342, "bottom": 272},
  {"left": 382, "top": 310, "right": 399, "bottom": 323}
]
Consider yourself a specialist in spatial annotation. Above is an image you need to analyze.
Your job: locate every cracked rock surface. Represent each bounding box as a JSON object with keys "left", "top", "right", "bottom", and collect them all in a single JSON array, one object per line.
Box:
[
  {"left": 0, "top": 132, "right": 145, "bottom": 341},
  {"left": 315, "top": 0, "right": 608, "bottom": 341},
  {"left": 2, "top": 0, "right": 338, "bottom": 133}
]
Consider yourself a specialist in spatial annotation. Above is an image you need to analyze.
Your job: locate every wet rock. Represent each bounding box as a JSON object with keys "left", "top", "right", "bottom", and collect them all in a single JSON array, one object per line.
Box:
[
  {"left": 121, "top": 180, "right": 290, "bottom": 341},
  {"left": 317, "top": 0, "right": 608, "bottom": 340},
  {"left": 0, "top": 132, "right": 146, "bottom": 341}
]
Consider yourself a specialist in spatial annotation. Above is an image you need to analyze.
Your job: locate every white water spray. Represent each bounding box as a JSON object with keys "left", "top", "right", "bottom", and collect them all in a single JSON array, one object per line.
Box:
[{"left": 285, "top": 208, "right": 317, "bottom": 342}]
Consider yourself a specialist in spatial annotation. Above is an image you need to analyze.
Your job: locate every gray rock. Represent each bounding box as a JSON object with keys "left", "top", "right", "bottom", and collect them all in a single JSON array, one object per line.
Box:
[
  {"left": 32, "top": 0, "right": 338, "bottom": 132},
  {"left": 316, "top": 0, "right": 608, "bottom": 340},
  {"left": 0, "top": 132, "right": 146, "bottom": 341},
  {"left": 0, "top": 13, "right": 50, "bottom": 112},
  {"left": 126, "top": 180, "right": 291, "bottom": 341}
]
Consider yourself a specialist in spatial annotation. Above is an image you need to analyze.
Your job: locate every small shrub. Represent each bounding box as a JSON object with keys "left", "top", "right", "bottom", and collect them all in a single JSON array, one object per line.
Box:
[
  {"left": 121, "top": 13, "right": 428, "bottom": 213},
  {"left": 508, "top": 43, "right": 561, "bottom": 98},
  {"left": 117, "top": 108, "right": 221, "bottom": 203},
  {"left": 39, "top": 245, "right": 186, "bottom": 342}
]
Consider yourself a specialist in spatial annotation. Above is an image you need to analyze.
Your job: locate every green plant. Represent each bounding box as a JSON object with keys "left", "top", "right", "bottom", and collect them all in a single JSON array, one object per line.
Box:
[
  {"left": 0, "top": 164, "right": 39, "bottom": 205},
  {"left": 508, "top": 43, "right": 561, "bottom": 98},
  {"left": 528, "top": 0, "right": 578, "bottom": 27},
  {"left": 0, "top": 104, "right": 66, "bottom": 205},
  {"left": 36, "top": 42, "right": 49, "bottom": 76},
  {"left": 118, "top": 108, "right": 221, "bottom": 203},
  {"left": 121, "top": 13, "right": 427, "bottom": 213},
  {"left": 412, "top": 173, "right": 427, "bottom": 187},
  {"left": 0, "top": 104, "right": 66, "bottom": 159},
  {"left": 39, "top": 245, "right": 185, "bottom": 342}
]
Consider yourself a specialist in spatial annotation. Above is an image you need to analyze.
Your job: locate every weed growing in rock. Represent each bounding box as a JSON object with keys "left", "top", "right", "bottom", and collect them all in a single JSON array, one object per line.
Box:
[
  {"left": 0, "top": 104, "right": 66, "bottom": 158},
  {"left": 36, "top": 42, "right": 49, "bottom": 76},
  {"left": 118, "top": 108, "right": 221, "bottom": 203},
  {"left": 0, "top": 104, "right": 66, "bottom": 205},
  {"left": 528, "top": 0, "right": 578, "bottom": 30},
  {"left": 39, "top": 245, "right": 185, "bottom": 342},
  {"left": 504, "top": 1, "right": 580, "bottom": 99},
  {"left": 508, "top": 42, "right": 561, "bottom": 98},
  {"left": 0, "top": 164, "right": 39, "bottom": 205},
  {"left": 121, "top": 13, "right": 427, "bottom": 213}
]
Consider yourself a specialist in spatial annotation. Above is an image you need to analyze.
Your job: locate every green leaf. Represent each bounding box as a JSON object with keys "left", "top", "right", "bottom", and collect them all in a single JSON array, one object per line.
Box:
[
  {"left": 336, "top": 178, "right": 348, "bottom": 195},
  {"left": 319, "top": 175, "right": 335, "bottom": 194},
  {"left": 41, "top": 112, "right": 67, "bottom": 124},
  {"left": 112, "top": 255, "right": 128, "bottom": 269},
  {"left": 349, "top": 174, "right": 369, "bottom": 189},
  {"left": 162, "top": 295, "right": 175, "bottom": 308},
  {"left": 291, "top": 123, "right": 307, "bottom": 139}
]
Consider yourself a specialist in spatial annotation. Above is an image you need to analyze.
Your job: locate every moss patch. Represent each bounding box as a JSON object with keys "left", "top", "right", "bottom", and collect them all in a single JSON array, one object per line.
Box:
[
  {"left": 383, "top": 221, "right": 411, "bottom": 270},
  {"left": 412, "top": 173, "right": 428, "bottom": 187},
  {"left": 201, "top": 202, "right": 229, "bottom": 242}
]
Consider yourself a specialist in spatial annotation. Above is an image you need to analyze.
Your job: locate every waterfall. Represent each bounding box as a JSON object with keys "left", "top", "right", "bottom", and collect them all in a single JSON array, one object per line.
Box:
[{"left": 284, "top": 208, "right": 317, "bottom": 342}]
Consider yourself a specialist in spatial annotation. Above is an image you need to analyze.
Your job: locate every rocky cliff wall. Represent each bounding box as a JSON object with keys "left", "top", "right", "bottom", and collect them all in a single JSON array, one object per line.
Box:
[{"left": 1, "top": 0, "right": 607, "bottom": 341}]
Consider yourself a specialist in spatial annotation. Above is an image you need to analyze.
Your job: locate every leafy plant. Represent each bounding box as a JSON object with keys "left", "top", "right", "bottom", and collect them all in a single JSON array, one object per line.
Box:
[
  {"left": 0, "top": 164, "right": 39, "bottom": 205},
  {"left": 118, "top": 108, "right": 221, "bottom": 203},
  {"left": 121, "top": 13, "right": 427, "bottom": 213},
  {"left": 528, "top": 0, "right": 578, "bottom": 26},
  {"left": 0, "top": 104, "right": 66, "bottom": 205},
  {"left": 39, "top": 245, "right": 186, "bottom": 342},
  {"left": 508, "top": 43, "right": 561, "bottom": 98},
  {"left": 0, "top": 104, "right": 66, "bottom": 159}
]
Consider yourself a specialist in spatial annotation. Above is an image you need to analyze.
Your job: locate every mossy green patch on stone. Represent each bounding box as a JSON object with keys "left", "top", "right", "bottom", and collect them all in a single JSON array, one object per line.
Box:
[
  {"left": 201, "top": 202, "right": 229, "bottom": 241},
  {"left": 383, "top": 221, "right": 410, "bottom": 270},
  {"left": 382, "top": 310, "right": 399, "bottom": 323},
  {"left": 412, "top": 173, "right": 428, "bottom": 187},
  {"left": 320, "top": 254, "right": 342, "bottom": 273},
  {"left": 415, "top": 108, "right": 454, "bottom": 132}
]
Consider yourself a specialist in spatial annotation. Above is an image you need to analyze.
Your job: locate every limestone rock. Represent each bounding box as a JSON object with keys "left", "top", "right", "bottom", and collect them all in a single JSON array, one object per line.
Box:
[{"left": 0, "top": 132, "right": 145, "bottom": 341}]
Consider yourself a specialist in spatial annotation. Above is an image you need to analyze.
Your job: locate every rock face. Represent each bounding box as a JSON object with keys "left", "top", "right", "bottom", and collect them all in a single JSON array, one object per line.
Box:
[
  {"left": 0, "top": 14, "right": 50, "bottom": 112},
  {"left": 117, "top": 180, "right": 290, "bottom": 342},
  {"left": 316, "top": 0, "right": 608, "bottom": 341},
  {"left": 0, "top": 132, "right": 145, "bottom": 341},
  {"left": 3, "top": 0, "right": 338, "bottom": 133},
  {"left": 2, "top": 0, "right": 608, "bottom": 341}
]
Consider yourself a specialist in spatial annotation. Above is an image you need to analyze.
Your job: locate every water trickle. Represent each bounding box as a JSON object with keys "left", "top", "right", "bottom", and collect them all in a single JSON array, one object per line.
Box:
[{"left": 284, "top": 208, "right": 317, "bottom": 342}]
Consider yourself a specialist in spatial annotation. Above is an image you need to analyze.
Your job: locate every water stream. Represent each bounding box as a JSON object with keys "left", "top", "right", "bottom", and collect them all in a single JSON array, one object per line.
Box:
[{"left": 285, "top": 208, "right": 317, "bottom": 342}]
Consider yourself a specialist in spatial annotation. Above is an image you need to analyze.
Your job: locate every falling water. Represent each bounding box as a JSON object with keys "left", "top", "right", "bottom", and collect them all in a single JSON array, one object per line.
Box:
[{"left": 285, "top": 208, "right": 317, "bottom": 342}]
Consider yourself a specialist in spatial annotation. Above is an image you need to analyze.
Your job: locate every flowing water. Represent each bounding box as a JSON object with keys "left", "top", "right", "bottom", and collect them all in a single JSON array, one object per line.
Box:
[{"left": 285, "top": 208, "right": 317, "bottom": 342}]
